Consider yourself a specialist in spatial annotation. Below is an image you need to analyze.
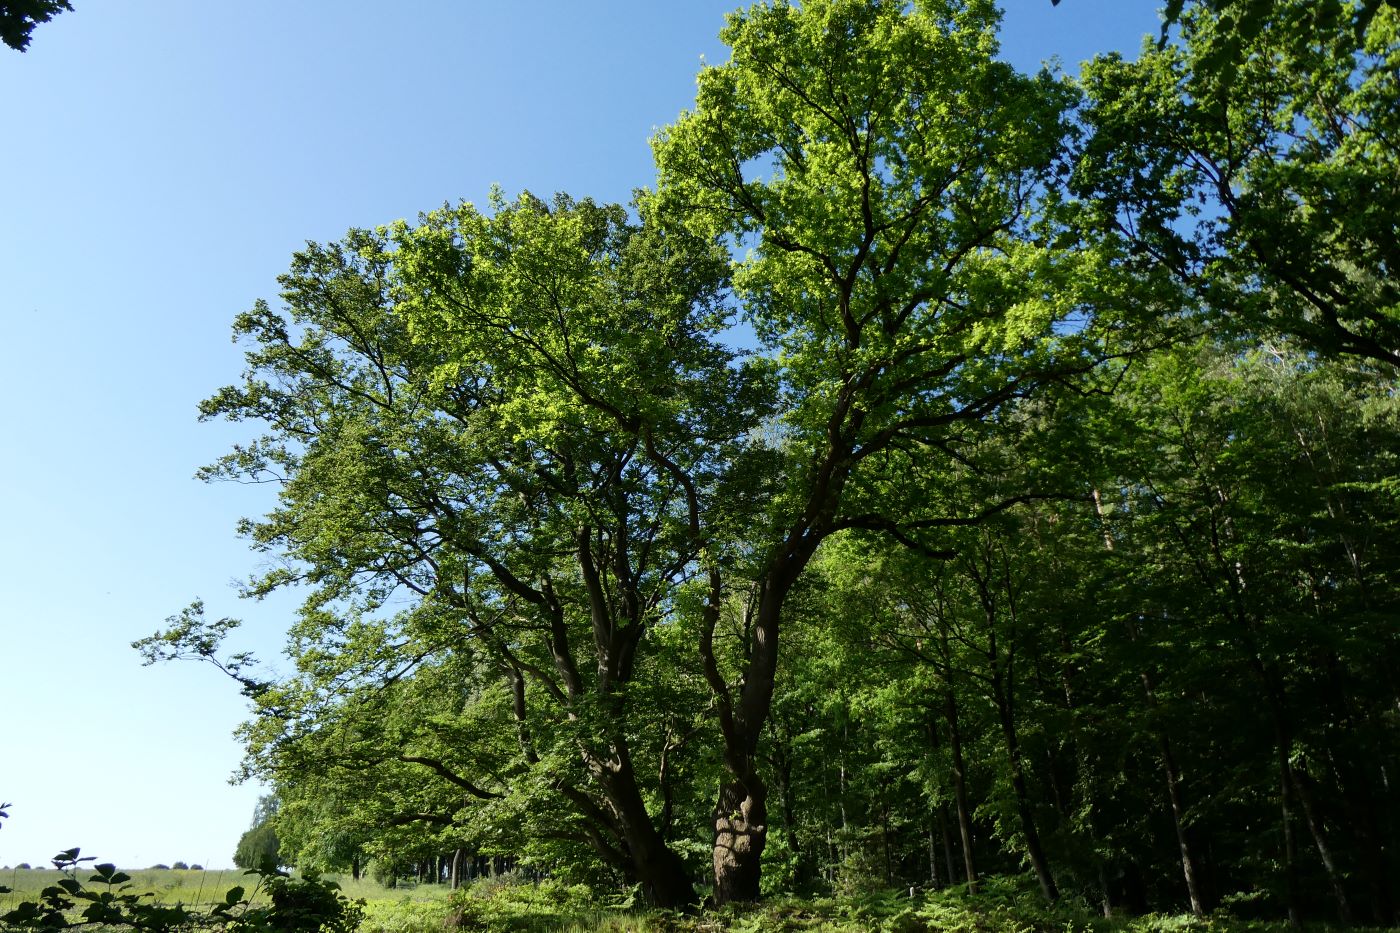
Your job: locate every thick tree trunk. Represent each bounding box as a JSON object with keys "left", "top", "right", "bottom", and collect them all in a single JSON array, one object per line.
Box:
[
  {"left": 597, "top": 746, "right": 697, "bottom": 909},
  {"left": 631, "top": 827, "right": 697, "bottom": 908},
  {"left": 713, "top": 776, "right": 768, "bottom": 904},
  {"left": 703, "top": 560, "right": 809, "bottom": 905}
]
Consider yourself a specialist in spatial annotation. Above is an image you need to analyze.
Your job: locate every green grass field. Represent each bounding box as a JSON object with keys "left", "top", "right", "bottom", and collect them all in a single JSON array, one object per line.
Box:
[
  {"left": 1, "top": 866, "right": 244, "bottom": 909},
  {"left": 0, "top": 865, "right": 446, "bottom": 910}
]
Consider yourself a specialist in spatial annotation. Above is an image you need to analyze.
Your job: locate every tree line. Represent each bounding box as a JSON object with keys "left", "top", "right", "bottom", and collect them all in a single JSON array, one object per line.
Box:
[{"left": 135, "top": 0, "right": 1400, "bottom": 921}]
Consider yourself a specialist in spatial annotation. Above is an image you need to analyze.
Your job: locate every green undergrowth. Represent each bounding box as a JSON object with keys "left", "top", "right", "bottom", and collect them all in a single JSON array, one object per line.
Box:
[
  {"left": 355, "top": 875, "right": 1392, "bottom": 933},
  {"left": 5, "top": 866, "right": 1384, "bottom": 932}
]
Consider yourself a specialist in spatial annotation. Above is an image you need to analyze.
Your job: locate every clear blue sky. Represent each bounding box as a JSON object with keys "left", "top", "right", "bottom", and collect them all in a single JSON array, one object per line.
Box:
[{"left": 0, "top": 0, "right": 1161, "bottom": 871}]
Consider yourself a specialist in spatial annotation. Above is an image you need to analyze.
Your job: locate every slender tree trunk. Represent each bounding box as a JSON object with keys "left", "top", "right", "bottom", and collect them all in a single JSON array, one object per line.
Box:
[
  {"left": 770, "top": 733, "right": 805, "bottom": 885},
  {"left": 1100, "top": 490, "right": 1208, "bottom": 915},
  {"left": 1254, "top": 654, "right": 1352, "bottom": 924},
  {"left": 880, "top": 799, "right": 893, "bottom": 886},
  {"left": 1327, "top": 735, "right": 1394, "bottom": 924},
  {"left": 1291, "top": 762, "right": 1353, "bottom": 925},
  {"left": 1128, "top": 631, "right": 1209, "bottom": 916},
  {"left": 937, "top": 805, "right": 958, "bottom": 887},
  {"left": 1158, "top": 726, "right": 1208, "bottom": 915},
  {"left": 944, "top": 687, "right": 978, "bottom": 892},
  {"left": 989, "top": 662, "right": 1058, "bottom": 902},
  {"left": 1206, "top": 489, "right": 1351, "bottom": 923},
  {"left": 1279, "top": 751, "right": 1303, "bottom": 927},
  {"left": 927, "top": 819, "right": 940, "bottom": 887},
  {"left": 1320, "top": 641, "right": 1394, "bottom": 923}
]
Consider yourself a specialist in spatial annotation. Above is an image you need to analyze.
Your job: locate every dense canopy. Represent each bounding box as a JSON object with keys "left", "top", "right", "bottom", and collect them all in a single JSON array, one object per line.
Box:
[{"left": 141, "top": 0, "right": 1400, "bottom": 922}]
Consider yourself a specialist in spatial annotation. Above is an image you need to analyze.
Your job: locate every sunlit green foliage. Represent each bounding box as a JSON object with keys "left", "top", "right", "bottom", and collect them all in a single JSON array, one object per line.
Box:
[{"left": 129, "top": 0, "right": 1400, "bottom": 925}]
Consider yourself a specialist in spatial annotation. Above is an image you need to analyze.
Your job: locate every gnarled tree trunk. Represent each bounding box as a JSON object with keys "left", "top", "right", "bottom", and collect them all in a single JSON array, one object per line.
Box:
[{"left": 713, "top": 776, "right": 768, "bottom": 904}]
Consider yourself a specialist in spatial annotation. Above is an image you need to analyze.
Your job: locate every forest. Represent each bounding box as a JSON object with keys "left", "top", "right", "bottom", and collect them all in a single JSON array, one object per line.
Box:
[{"left": 133, "top": 0, "right": 1400, "bottom": 925}]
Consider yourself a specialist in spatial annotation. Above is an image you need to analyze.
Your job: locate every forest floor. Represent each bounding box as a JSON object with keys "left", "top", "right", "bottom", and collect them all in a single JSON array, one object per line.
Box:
[{"left": 354, "top": 875, "right": 1392, "bottom": 933}]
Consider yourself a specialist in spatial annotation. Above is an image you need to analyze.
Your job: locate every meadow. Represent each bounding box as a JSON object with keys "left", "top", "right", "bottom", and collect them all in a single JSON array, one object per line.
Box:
[
  {"left": 0, "top": 864, "right": 442, "bottom": 908},
  {"left": 3, "top": 866, "right": 246, "bottom": 908}
]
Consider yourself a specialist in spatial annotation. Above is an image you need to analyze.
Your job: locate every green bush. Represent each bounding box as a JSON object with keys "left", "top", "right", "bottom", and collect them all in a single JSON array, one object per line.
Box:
[
  {"left": 0, "top": 848, "right": 364, "bottom": 932},
  {"left": 358, "top": 899, "right": 451, "bottom": 933}
]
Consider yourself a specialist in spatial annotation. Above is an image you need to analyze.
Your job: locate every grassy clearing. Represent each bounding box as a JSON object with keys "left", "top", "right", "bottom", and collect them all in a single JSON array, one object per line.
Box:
[
  {"left": 321, "top": 874, "right": 457, "bottom": 905},
  {"left": 0, "top": 866, "right": 447, "bottom": 909},
  {"left": 0, "top": 865, "right": 455, "bottom": 930}
]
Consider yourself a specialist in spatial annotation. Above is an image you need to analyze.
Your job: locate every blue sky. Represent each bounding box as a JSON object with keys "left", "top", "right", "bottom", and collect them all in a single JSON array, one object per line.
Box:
[{"left": 0, "top": 0, "right": 1161, "bottom": 871}]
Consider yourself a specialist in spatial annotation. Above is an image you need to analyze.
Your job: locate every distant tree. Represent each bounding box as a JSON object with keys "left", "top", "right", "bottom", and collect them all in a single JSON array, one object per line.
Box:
[
  {"left": 234, "top": 796, "right": 281, "bottom": 872},
  {"left": 233, "top": 823, "right": 279, "bottom": 872},
  {"left": 15, "top": 863, "right": 31, "bottom": 870},
  {"left": 249, "top": 794, "right": 278, "bottom": 829},
  {"left": 190, "top": 864, "right": 204, "bottom": 871},
  {"left": 0, "top": 0, "right": 72, "bottom": 52},
  {"left": 148, "top": 863, "right": 170, "bottom": 870},
  {"left": 171, "top": 861, "right": 189, "bottom": 871}
]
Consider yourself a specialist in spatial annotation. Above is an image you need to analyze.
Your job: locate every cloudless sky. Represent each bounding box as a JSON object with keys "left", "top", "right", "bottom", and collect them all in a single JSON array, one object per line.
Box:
[{"left": 0, "top": 0, "right": 1161, "bottom": 871}]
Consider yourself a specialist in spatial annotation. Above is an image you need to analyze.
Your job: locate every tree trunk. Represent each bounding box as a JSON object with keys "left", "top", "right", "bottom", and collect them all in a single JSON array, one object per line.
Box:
[
  {"left": 1256, "top": 656, "right": 1352, "bottom": 925},
  {"left": 927, "top": 820, "right": 940, "bottom": 887},
  {"left": 703, "top": 561, "right": 809, "bottom": 905},
  {"left": 1127, "top": 626, "right": 1209, "bottom": 916},
  {"left": 713, "top": 775, "right": 768, "bottom": 904},
  {"left": 937, "top": 805, "right": 958, "bottom": 887},
  {"left": 1158, "top": 727, "right": 1208, "bottom": 915},
  {"left": 879, "top": 799, "right": 893, "bottom": 886},
  {"left": 595, "top": 743, "right": 697, "bottom": 909},
  {"left": 1291, "top": 763, "right": 1353, "bottom": 925},
  {"left": 990, "top": 664, "right": 1058, "bottom": 902},
  {"left": 1279, "top": 754, "right": 1303, "bottom": 927},
  {"left": 632, "top": 831, "right": 696, "bottom": 908},
  {"left": 1320, "top": 650, "right": 1395, "bottom": 924},
  {"left": 944, "top": 687, "right": 978, "bottom": 892},
  {"left": 771, "top": 735, "right": 806, "bottom": 885}
]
